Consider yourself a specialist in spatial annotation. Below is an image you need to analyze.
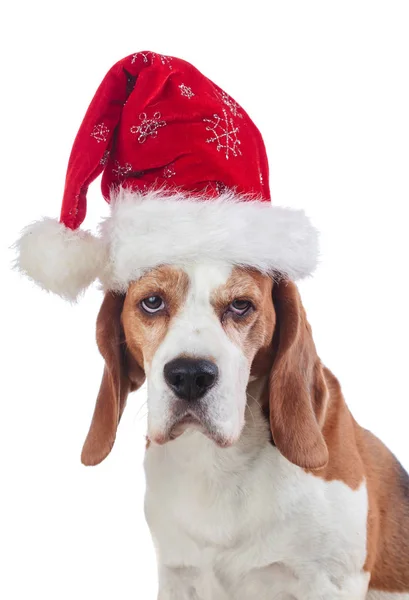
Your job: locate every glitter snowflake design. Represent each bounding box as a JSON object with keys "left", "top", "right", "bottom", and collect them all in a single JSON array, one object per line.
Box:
[
  {"left": 163, "top": 164, "right": 176, "bottom": 178},
  {"left": 130, "top": 52, "right": 172, "bottom": 69},
  {"left": 159, "top": 54, "right": 173, "bottom": 69},
  {"left": 204, "top": 109, "right": 241, "bottom": 159},
  {"left": 217, "top": 90, "right": 242, "bottom": 118},
  {"left": 130, "top": 112, "right": 167, "bottom": 144},
  {"left": 90, "top": 123, "right": 110, "bottom": 143},
  {"left": 100, "top": 150, "right": 110, "bottom": 166},
  {"left": 112, "top": 161, "right": 133, "bottom": 179},
  {"left": 131, "top": 51, "right": 151, "bottom": 64},
  {"left": 179, "top": 83, "right": 195, "bottom": 99}
]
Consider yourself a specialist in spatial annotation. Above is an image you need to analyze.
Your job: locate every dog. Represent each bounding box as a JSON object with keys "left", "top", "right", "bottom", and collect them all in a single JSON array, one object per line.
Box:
[{"left": 81, "top": 263, "right": 409, "bottom": 599}]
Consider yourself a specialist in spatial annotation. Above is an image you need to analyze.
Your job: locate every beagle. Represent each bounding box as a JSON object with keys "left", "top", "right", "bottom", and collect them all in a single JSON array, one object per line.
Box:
[{"left": 81, "top": 264, "right": 409, "bottom": 600}]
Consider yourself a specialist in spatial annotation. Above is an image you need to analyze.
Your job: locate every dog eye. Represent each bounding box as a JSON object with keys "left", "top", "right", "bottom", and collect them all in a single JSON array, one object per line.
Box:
[
  {"left": 141, "top": 296, "right": 165, "bottom": 314},
  {"left": 229, "top": 299, "right": 253, "bottom": 315}
]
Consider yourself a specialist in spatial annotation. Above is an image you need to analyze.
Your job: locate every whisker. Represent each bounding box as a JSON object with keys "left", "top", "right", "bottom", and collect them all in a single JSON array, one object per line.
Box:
[
  {"left": 246, "top": 391, "right": 262, "bottom": 410},
  {"left": 133, "top": 401, "right": 148, "bottom": 424},
  {"left": 135, "top": 400, "right": 148, "bottom": 418},
  {"left": 135, "top": 412, "right": 148, "bottom": 423},
  {"left": 246, "top": 403, "right": 256, "bottom": 427}
]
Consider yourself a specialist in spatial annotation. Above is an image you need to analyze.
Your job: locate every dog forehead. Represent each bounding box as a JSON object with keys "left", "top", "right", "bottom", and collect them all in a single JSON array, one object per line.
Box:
[{"left": 181, "top": 263, "right": 233, "bottom": 303}]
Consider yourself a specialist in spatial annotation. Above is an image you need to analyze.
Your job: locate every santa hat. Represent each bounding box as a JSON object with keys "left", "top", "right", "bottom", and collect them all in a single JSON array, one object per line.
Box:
[{"left": 15, "top": 51, "right": 318, "bottom": 301}]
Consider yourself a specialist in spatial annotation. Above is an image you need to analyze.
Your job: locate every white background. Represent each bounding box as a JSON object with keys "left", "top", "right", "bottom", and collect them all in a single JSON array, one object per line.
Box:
[{"left": 1, "top": 1, "right": 409, "bottom": 598}]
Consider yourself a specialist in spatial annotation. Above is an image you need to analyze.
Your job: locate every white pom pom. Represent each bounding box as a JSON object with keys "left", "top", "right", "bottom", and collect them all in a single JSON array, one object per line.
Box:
[{"left": 15, "top": 218, "right": 105, "bottom": 301}]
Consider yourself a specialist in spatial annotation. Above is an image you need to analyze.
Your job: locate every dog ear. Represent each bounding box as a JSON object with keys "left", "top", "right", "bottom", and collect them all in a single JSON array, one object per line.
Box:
[
  {"left": 269, "top": 280, "right": 329, "bottom": 470},
  {"left": 81, "top": 292, "right": 145, "bottom": 466}
]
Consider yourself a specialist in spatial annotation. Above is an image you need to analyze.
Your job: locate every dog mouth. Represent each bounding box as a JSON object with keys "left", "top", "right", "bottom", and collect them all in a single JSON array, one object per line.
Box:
[
  {"left": 169, "top": 412, "right": 206, "bottom": 438},
  {"left": 164, "top": 410, "right": 233, "bottom": 447}
]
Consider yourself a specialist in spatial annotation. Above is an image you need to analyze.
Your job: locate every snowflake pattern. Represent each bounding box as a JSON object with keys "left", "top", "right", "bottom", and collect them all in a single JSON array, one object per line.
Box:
[
  {"left": 204, "top": 109, "right": 241, "bottom": 160},
  {"left": 100, "top": 150, "right": 110, "bottom": 166},
  {"left": 217, "top": 90, "right": 242, "bottom": 118},
  {"left": 130, "top": 52, "right": 173, "bottom": 69},
  {"left": 159, "top": 54, "right": 173, "bottom": 69},
  {"left": 131, "top": 51, "right": 151, "bottom": 64},
  {"left": 179, "top": 83, "right": 195, "bottom": 99},
  {"left": 90, "top": 123, "right": 110, "bottom": 143},
  {"left": 163, "top": 164, "right": 176, "bottom": 178},
  {"left": 112, "top": 161, "right": 133, "bottom": 179},
  {"left": 130, "top": 112, "right": 167, "bottom": 144}
]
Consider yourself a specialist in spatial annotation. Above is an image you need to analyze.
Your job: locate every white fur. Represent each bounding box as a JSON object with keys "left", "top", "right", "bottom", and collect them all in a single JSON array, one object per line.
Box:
[
  {"left": 100, "top": 188, "right": 319, "bottom": 293},
  {"left": 147, "top": 264, "right": 249, "bottom": 446},
  {"left": 15, "top": 218, "right": 105, "bottom": 301},
  {"left": 145, "top": 377, "right": 371, "bottom": 600}
]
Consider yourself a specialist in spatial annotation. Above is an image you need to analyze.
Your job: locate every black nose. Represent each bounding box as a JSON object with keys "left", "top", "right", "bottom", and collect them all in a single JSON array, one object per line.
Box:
[{"left": 164, "top": 357, "right": 218, "bottom": 401}]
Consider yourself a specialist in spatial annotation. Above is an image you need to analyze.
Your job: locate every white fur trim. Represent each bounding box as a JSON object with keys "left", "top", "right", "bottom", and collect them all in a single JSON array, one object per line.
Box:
[
  {"left": 15, "top": 190, "right": 318, "bottom": 300},
  {"left": 99, "top": 188, "right": 319, "bottom": 292},
  {"left": 15, "top": 218, "right": 105, "bottom": 301}
]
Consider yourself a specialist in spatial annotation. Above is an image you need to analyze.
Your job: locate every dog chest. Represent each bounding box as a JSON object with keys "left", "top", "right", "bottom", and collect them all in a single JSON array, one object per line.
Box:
[{"left": 144, "top": 426, "right": 369, "bottom": 599}]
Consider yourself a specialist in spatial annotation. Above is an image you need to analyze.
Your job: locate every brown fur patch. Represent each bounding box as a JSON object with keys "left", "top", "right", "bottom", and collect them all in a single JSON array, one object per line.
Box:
[
  {"left": 308, "top": 368, "right": 365, "bottom": 489},
  {"left": 358, "top": 429, "right": 409, "bottom": 591},
  {"left": 211, "top": 267, "right": 276, "bottom": 365},
  {"left": 301, "top": 370, "right": 409, "bottom": 591},
  {"left": 122, "top": 266, "right": 189, "bottom": 369}
]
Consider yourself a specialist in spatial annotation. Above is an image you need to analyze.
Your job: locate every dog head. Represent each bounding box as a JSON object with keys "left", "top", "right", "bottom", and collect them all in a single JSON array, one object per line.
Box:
[{"left": 81, "top": 264, "right": 328, "bottom": 470}]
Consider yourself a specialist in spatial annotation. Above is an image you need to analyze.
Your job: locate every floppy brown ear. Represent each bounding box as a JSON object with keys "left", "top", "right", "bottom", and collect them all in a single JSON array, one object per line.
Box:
[
  {"left": 269, "top": 280, "right": 329, "bottom": 470},
  {"left": 81, "top": 292, "right": 145, "bottom": 466}
]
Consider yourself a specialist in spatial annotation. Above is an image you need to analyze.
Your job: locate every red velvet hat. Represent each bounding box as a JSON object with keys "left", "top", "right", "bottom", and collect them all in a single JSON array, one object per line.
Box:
[{"left": 16, "top": 51, "right": 318, "bottom": 300}]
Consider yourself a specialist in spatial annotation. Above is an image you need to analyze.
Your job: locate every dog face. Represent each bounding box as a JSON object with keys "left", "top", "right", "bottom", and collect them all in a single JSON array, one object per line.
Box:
[
  {"left": 122, "top": 264, "right": 275, "bottom": 447},
  {"left": 81, "top": 264, "right": 328, "bottom": 471}
]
